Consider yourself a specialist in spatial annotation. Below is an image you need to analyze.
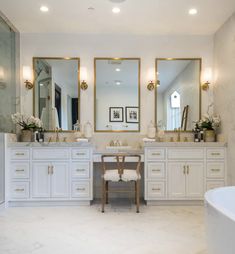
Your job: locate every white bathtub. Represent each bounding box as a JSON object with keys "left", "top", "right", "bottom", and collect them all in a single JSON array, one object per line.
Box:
[{"left": 205, "top": 186, "right": 235, "bottom": 254}]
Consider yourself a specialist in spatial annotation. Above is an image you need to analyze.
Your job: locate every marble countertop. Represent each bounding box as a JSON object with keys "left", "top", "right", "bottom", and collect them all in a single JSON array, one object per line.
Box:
[
  {"left": 7, "top": 142, "right": 93, "bottom": 148},
  {"left": 144, "top": 141, "right": 227, "bottom": 147}
]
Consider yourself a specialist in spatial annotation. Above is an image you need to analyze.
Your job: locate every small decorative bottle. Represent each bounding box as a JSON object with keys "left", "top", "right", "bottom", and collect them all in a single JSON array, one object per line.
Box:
[
  {"left": 84, "top": 121, "right": 93, "bottom": 138},
  {"left": 147, "top": 121, "right": 156, "bottom": 139}
]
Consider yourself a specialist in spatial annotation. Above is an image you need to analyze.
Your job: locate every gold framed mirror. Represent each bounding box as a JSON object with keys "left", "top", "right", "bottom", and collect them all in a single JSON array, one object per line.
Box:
[
  {"left": 94, "top": 57, "right": 141, "bottom": 132},
  {"left": 33, "top": 57, "right": 80, "bottom": 132},
  {"left": 155, "top": 58, "right": 202, "bottom": 132}
]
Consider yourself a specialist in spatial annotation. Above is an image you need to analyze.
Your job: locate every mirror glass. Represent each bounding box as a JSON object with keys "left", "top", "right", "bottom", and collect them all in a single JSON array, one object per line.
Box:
[
  {"left": 33, "top": 58, "right": 80, "bottom": 131},
  {"left": 155, "top": 58, "right": 201, "bottom": 131},
  {"left": 95, "top": 58, "right": 140, "bottom": 132}
]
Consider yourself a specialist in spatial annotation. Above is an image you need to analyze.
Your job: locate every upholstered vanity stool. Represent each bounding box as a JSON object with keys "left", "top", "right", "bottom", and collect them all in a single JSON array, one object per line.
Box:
[{"left": 101, "top": 154, "right": 141, "bottom": 213}]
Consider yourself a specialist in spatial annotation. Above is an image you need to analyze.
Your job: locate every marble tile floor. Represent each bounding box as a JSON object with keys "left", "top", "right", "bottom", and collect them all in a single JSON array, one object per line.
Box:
[{"left": 0, "top": 203, "right": 208, "bottom": 254}]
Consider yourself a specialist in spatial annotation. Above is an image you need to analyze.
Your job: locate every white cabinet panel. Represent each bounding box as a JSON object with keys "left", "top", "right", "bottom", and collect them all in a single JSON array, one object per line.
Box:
[
  {"left": 51, "top": 163, "right": 69, "bottom": 198},
  {"left": 32, "top": 149, "right": 69, "bottom": 160},
  {"left": 168, "top": 162, "right": 186, "bottom": 198},
  {"left": 71, "top": 149, "right": 90, "bottom": 160},
  {"left": 71, "top": 162, "right": 90, "bottom": 179},
  {"left": 11, "top": 182, "right": 29, "bottom": 199},
  {"left": 11, "top": 162, "right": 30, "bottom": 179},
  {"left": 186, "top": 162, "right": 204, "bottom": 198},
  {"left": 146, "top": 148, "right": 165, "bottom": 160},
  {"left": 147, "top": 181, "right": 166, "bottom": 199},
  {"left": 206, "top": 181, "right": 225, "bottom": 191},
  {"left": 168, "top": 148, "right": 203, "bottom": 160},
  {"left": 71, "top": 181, "right": 90, "bottom": 198},
  {"left": 207, "top": 149, "right": 225, "bottom": 159},
  {"left": 147, "top": 162, "right": 165, "bottom": 179},
  {"left": 207, "top": 162, "right": 225, "bottom": 179},
  {"left": 10, "top": 149, "right": 30, "bottom": 160},
  {"left": 32, "top": 163, "right": 51, "bottom": 198}
]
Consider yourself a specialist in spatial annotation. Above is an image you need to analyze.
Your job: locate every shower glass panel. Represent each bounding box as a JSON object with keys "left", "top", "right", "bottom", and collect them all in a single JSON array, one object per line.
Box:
[{"left": 0, "top": 16, "right": 16, "bottom": 133}]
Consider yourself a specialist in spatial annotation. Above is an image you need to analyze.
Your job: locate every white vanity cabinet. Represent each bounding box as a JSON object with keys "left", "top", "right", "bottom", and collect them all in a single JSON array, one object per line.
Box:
[
  {"left": 7, "top": 144, "right": 93, "bottom": 206},
  {"left": 144, "top": 143, "right": 227, "bottom": 204}
]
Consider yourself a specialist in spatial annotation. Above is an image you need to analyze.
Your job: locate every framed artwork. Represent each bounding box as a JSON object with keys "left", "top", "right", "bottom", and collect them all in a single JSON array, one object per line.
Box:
[
  {"left": 126, "top": 107, "right": 139, "bottom": 123},
  {"left": 109, "top": 107, "right": 124, "bottom": 122}
]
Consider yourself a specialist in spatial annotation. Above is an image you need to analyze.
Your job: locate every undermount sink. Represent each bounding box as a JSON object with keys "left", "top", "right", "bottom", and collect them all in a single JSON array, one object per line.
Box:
[{"left": 106, "top": 146, "right": 132, "bottom": 150}]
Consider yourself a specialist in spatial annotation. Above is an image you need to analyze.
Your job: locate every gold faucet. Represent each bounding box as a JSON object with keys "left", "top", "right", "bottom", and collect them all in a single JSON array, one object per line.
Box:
[{"left": 55, "top": 128, "right": 60, "bottom": 142}]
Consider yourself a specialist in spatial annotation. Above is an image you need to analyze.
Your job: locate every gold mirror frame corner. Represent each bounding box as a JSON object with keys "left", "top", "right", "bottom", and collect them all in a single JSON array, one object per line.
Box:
[
  {"left": 94, "top": 57, "right": 141, "bottom": 133},
  {"left": 32, "top": 57, "right": 81, "bottom": 133},
  {"left": 154, "top": 57, "right": 202, "bottom": 132}
]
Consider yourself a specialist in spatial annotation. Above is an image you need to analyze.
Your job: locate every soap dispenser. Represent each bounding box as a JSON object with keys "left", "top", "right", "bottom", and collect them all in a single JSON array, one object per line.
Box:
[{"left": 147, "top": 121, "right": 156, "bottom": 139}]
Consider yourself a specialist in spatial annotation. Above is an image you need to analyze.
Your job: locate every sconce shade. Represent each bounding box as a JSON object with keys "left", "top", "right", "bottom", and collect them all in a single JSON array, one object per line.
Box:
[
  {"left": 202, "top": 68, "right": 212, "bottom": 91},
  {"left": 80, "top": 67, "right": 88, "bottom": 90},
  {"left": 23, "top": 66, "right": 33, "bottom": 89}
]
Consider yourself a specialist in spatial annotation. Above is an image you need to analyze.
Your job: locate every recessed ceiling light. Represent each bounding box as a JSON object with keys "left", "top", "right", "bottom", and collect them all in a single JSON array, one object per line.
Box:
[
  {"left": 115, "top": 80, "right": 121, "bottom": 85},
  {"left": 88, "top": 7, "right": 95, "bottom": 11},
  {"left": 112, "top": 7, "right": 120, "bottom": 14},
  {"left": 115, "top": 68, "right": 121, "bottom": 72},
  {"left": 40, "top": 6, "right": 49, "bottom": 12},
  {"left": 189, "top": 8, "right": 198, "bottom": 15}
]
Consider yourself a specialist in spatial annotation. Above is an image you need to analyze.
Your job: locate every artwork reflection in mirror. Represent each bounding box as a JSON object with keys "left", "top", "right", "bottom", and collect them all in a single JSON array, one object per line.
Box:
[
  {"left": 156, "top": 59, "right": 201, "bottom": 131},
  {"left": 95, "top": 58, "right": 140, "bottom": 132},
  {"left": 33, "top": 58, "right": 80, "bottom": 131}
]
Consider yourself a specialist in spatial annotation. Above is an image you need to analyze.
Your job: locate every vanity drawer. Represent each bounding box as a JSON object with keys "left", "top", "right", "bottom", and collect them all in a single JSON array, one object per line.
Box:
[
  {"left": 10, "top": 149, "right": 30, "bottom": 160},
  {"left": 71, "top": 162, "right": 90, "bottom": 179},
  {"left": 32, "top": 148, "right": 69, "bottom": 160},
  {"left": 168, "top": 148, "right": 204, "bottom": 160},
  {"left": 207, "top": 162, "right": 225, "bottom": 178},
  {"left": 71, "top": 149, "right": 90, "bottom": 160},
  {"left": 71, "top": 181, "right": 90, "bottom": 198},
  {"left": 10, "top": 182, "right": 29, "bottom": 199},
  {"left": 207, "top": 149, "right": 225, "bottom": 159},
  {"left": 146, "top": 181, "right": 166, "bottom": 199},
  {"left": 147, "top": 162, "right": 165, "bottom": 179},
  {"left": 11, "top": 162, "right": 30, "bottom": 179},
  {"left": 146, "top": 149, "right": 165, "bottom": 160},
  {"left": 206, "top": 181, "right": 225, "bottom": 191}
]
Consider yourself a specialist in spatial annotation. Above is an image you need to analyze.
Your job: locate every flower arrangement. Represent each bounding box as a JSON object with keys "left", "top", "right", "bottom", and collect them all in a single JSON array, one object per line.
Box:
[
  {"left": 196, "top": 114, "right": 221, "bottom": 131},
  {"left": 11, "top": 113, "right": 43, "bottom": 130}
]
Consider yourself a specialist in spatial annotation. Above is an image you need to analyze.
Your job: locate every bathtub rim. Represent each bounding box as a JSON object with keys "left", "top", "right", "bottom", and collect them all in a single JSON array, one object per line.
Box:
[{"left": 205, "top": 186, "right": 235, "bottom": 223}]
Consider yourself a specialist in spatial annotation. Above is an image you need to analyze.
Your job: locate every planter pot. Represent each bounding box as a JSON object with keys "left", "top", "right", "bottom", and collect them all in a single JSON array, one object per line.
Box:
[
  {"left": 20, "top": 129, "right": 33, "bottom": 142},
  {"left": 204, "top": 130, "right": 216, "bottom": 142}
]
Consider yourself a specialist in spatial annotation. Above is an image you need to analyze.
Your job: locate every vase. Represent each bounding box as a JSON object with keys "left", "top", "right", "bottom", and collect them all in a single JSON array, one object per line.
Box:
[
  {"left": 204, "top": 130, "right": 216, "bottom": 142},
  {"left": 20, "top": 129, "right": 33, "bottom": 142}
]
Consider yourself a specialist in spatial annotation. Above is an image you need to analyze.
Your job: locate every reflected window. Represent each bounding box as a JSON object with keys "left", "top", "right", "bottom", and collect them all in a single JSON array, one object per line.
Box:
[
  {"left": 168, "top": 91, "right": 181, "bottom": 130},
  {"left": 170, "top": 91, "right": 180, "bottom": 108}
]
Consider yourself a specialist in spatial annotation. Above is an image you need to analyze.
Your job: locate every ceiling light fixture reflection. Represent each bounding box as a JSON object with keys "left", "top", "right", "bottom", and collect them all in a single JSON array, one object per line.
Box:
[
  {"left": 112, "top": 7, "right": 121, "bottom": 13},
  {"left": 189, "top": 8, "right": 198, "bottom": 15},
  {"left": 115, "top": 68, "right": 121, "bottom": 72},
  {"left": 40, "top": 6, "right": 49, "bottom": 12}
]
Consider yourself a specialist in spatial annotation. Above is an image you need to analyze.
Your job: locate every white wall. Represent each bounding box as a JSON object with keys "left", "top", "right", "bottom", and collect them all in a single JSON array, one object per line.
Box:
[
  {"left": 20, "top": 33, "right": 214, "bottom": 136},
  {"left": 214, "top": 13, "right": 235, "bottom": 184}
]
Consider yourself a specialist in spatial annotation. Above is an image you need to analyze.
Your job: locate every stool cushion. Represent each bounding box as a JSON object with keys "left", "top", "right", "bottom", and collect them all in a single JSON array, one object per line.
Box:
[
  {"left": 122, "top": 169, "right": 141, "bottom": 182},
  {"left": 103, "top": 170, "right": 120, "bottom": 182}
]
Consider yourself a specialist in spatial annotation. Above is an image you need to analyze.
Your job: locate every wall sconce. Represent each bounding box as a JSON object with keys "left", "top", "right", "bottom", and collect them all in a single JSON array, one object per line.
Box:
[
  {"left": 0, "top": 66, "right": 6, "bottom": 89},
  {"left": 202, "top": 68, "right": 212, "bottom": 91},
  {"left": 80, "top": 67, "right": 88, "bottom": 90},
  {"left": 147, "top": 80, "right": 160, "bottom": 91},
  {"left": 23, "top": 66, "right": 33, "bottom": 89}
]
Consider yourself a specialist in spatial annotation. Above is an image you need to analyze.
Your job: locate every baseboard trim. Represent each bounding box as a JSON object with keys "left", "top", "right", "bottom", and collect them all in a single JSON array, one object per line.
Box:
[
  {"left": 8, "top": 200, "right": 91, "bottom": 207},
  {"left": 146, "top": 200, "right": 204, "bottom": 206}
]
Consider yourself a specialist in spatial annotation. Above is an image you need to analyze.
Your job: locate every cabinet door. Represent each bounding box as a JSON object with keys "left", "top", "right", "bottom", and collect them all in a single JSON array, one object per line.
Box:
[
  {"left": 186, "top": 162, "right": 204, "bottom": 198},
  {"left": 32, "top": 163, "right": 51, "bottom": 198},
  {"left": 51, "top": 163, "right": 69, "bottom": 198},
  {"left": 168, "top": 162, "right": 186, "bottom": 198}
]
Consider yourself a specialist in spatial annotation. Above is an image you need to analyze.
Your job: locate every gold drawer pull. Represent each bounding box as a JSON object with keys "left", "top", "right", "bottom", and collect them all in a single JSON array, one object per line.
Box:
[
  {"left": 76, "top": 153, "right": 86, "bottom": 156},
  {"left": 152, "top": 152, "right": 161, "bottom": 156},
  {"left": 76, "top": 187, "right": 86, "bottom": 191},
  {"left": 211, "top": 152, "right": 221, "bottom": 156},
  {"left": 152, "top": 169, "right": 161, "bottom": 172},
  {"left": 183, "top": 165, "right": 186, "bottom": 174},
  {"left": 76, "top": 169, "right": 85, "bottom": 172},
  {"left": 15, "top": 169, "right": 25, "bottom": 172},
  {"left": 15, "top": 152, "right": 25, "bottom": 156},
  {"left": 211, "top": 168, "right": 220, "bottom": 172},
  {"left": 152, "top": 188, "right": 161, "bottom": 191},
  {"left": 15, "top": 188, "right": 25, "bottom": 192},
  {"left": 187, "top": 165, "right": 189, "bottom": 174}
]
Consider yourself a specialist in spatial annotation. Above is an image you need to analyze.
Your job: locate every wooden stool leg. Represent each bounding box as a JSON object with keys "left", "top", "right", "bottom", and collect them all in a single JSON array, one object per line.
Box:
[
  {"left": 134, "top": 182, "right": 137, "bottom": 204},
  {"left": 136, "top": 180, "right": 140, "bottom": 213},
  {"left": 102, "top": 179, "right": 106, "bottom": 213},
  {"left": 106, "top": 181, "right": 109, "bottom": 204}
]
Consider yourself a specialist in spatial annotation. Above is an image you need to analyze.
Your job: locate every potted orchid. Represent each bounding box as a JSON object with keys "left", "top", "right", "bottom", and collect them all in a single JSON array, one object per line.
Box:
[
  {"left": 11, "top": 113, "right": 43, "bottom": 142},
  {"left": 196, "top": 114, "right": 221, "bottom": 142}
]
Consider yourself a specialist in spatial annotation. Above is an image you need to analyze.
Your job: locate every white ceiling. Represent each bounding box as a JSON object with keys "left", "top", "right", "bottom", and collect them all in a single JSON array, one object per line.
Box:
[{"left": 0, "top": 0, "right": 235, "bottom": 35}]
